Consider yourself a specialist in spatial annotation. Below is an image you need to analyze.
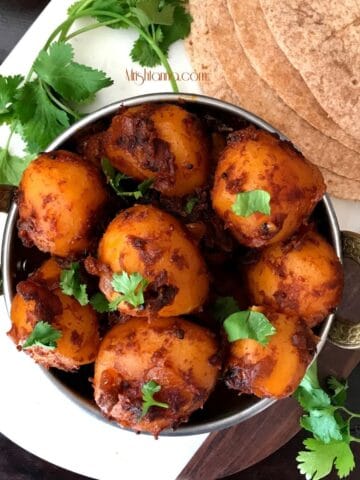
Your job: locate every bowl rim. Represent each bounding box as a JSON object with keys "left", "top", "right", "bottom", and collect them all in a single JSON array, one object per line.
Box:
[{"left": 1, "top": 92, "right": 342, "bottom": 436}]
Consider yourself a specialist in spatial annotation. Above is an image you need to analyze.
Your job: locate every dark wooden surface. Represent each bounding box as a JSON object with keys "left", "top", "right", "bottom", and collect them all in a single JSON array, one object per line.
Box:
[{"left": 0, "top": 1, "right": 359, "bottom": 479}]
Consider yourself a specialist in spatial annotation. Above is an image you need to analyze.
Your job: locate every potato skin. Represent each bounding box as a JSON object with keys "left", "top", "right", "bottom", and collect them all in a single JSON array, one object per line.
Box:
[
  {"left": 95, "top": 204, "right": 209, "bottom": 317},
  {"left": 104, "top": 103, "right": 209, "bottom": 196},
  {"left": 17, "top": 150, "right": 108, "bottom": 257},
  {"left": 212, "top": 127, "right": 326, "bottom": 247},
  {"left": 224, "top": 307, "right": 317, "bottom": 398},
  {"left": 246, "top": 230, "right": 343, "bottom": 327},
  {"left": 93, "top": 316, "right": 221, "bottom": 436},
  {"left": 8, "top": 258, "right": 100, "bottom": 371}
]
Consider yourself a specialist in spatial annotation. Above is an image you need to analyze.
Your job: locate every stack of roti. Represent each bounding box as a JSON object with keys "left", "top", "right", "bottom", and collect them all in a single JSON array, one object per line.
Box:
[{"left": 186, "top": 0, "right": 360, "bottom": 200}]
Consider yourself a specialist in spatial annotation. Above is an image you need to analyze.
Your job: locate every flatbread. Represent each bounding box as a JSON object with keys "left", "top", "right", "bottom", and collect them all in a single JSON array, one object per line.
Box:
[
  {"left": 186, "top": 0, "right": 360, "bottom": 200},
  {"left": 260, "top": 0, "right": 360, "bottom": 140},
  {"left": 227, "top": 0, "right": 360, "bottom": 154},
  {"left": 204, "top": 0, "right": 360, "bottom": 181}
]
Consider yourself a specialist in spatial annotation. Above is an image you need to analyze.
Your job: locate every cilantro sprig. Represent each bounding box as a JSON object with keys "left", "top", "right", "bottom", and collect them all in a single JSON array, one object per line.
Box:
[
  {"left": 101, "top": 158, "right": 153, "bottom": 199},
  {"left": 294, "top": 362, "right": 359, "bottom": 479},
  {"left": 60, "top": 262, "right": 89, "bottom": 306},
  {"left": 22, "top": 321, "right": 62, "bottom": 350},
  {"left": 141, "top": 380, "right": 169, "bottom": 417},
  {"left": 232, "top": 189, "right": 271, "bottom": 217},
  {"left": 1, "top": 0, "right": 192, "bottom": 185},
  {"left": 110, "top": 271, "right": 149, "bottom": 309}
]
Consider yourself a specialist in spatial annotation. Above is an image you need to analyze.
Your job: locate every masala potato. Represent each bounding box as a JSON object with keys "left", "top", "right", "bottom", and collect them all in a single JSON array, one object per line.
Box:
[
  {"left": 224, "top": 307, "right": 317, "bottom": 398},
  {"left": 93, "top": 316, "right": 221, "bottom": 436},
  {"left": 246, "top": 229, "right": 343, "bottom": 327},
  {"left": 212, "top": 127, "right": 326, "bottom": 247},
  {"left": 104, "top": 103, "right": 210, "bottom": 196},
  {"left": 91, "top": 204, "right": 209, "bottom": 317},
  {"left": 17, "top": 150, "right": 108, "bottom": 257},
  {"left": 8, "top": 258, "right": 100, "bottom": 371}
]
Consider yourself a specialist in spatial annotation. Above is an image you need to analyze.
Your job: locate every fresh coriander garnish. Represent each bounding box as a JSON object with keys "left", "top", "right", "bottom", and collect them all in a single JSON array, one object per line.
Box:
[
  {"left": 1, "top": 0, "right": 192, "bottom": 185},
  {"left": 101, "top": 158, "right": 153, "bottom": 199},
  {"left": 223, "top": 309, "right": 276, "bottom": 345},
  {"left": 90, "top": 292, "right": 111, "bottom": 313},
  {"left": 294, "top": 362, "right": 358, "bottom": 479},
  {"left": 60, "top": 262, "right": 89, "bottom": 306},
  {"left": 213, "top": 296, "right": 239, "bottom": 323},
  {"left": 185, "top": 196, "right": 199, "bottom": 214},
  {"left": 111, "top": 271, "right": 149, "bottom": 308},
  {"left": 22, "top": 321, "right": 62, "bottom": 350},
  {"left": 141, "top": 380, "right": 169, "bottom": 417},
  {"left": 231, "top": 189, "right": 271, "bottom": 217}
]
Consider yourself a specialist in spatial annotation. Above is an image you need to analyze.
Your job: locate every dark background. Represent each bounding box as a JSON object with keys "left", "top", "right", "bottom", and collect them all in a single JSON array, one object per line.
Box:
[{"left": 0, "top": 1, "right": 359, "bottom": 479}]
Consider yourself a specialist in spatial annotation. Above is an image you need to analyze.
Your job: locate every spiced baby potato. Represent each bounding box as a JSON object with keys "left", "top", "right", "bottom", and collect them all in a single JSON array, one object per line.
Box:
[
  {"left": 246, "top": 230, "right": 343, "bottom": 327},
  {"left": 212, "top": 127, "right": 326, "bottom": 247},
  {"left": 17, "top": 150, "right": 108, "bottom": 258},
  {"left": 104, "top": 103, "right": 210, "bottom": 196},
  {"left": 224, "top": 307, "right": 317, "bottom": 398},
  {"left": 95, "top": 204, "right": 209, "bottom": 317},
  {"left": 93, "top": 316, "right": 221, "bottom": 436},
  {"left": 8, "top": 258, "right": 100, "bottom": 371}
]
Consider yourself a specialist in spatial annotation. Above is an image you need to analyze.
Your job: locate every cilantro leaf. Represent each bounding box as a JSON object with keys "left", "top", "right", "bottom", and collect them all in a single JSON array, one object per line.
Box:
[
  {"left": 34, "top": 42, "right": 113, "bottom": 103},
  {"left": 0, "top": 148, "right": 34, "bottom": 185},
  {"left": 60, "top": 263, "right": 89, "bottom": 306},
  {"left": 297, "top": 438, "right": 355, "bottom": 480},
  {"left": 0, "top": 74, "right": 23, "bottom": 115},
  {"left": 301, "top": 409, "right": 343, "bottom": 444},
  {"left": 223, "top": 310, "right": 276, "bottom": 345},
  {"left": 185, "top": 196, "right": 199, "bottom": 214},
  {"left": 22, "top": 321, "right": 62, "bottom": 350},
  {"left": 90, "top": 292, "right": 111, "bottom": 313},
  {"left": 130, "top": 37, "right": 160, "bottom": 67},
  {"left": 14, "top": 80, "right": 70, "bottom": 153},
  {"left": 213, "top": 296, "right": 239, "bottom": 323},
  {"left": 111, "top": 271, "right": 148, "bottom": 308},
  {"left": 141, "top": 380, "right": 169, "bottom": 417},
  {"left": 135, "top": 0, "right": 174, "bottom": 26},
  {"left": 328, "top": 377, "right": 348, "bottom": 407},
  {"left": 232, "top": 189, "right": 271, "bottom": 217},
  {"left": 160, "top": 5, "right": 192, "bottom": 53},
  {"left": 294, "top": 363, "right": 331, "bottom": 412}
]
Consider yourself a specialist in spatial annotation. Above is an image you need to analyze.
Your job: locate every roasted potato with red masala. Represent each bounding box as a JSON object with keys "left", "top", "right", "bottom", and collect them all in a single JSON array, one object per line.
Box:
[
  {"left": 8, "top": 258, "right": 100, "bottom": 371},
  {"left": 224, "top": 307, "right": 317, "bottom": 398},
  {"left": 212, "top": 128, "right": 325, "bottom": 247},
  {"left": 104, "top": 103, "right": 210, "bottom": 196},
  {"left": 90, "top": 204, "right": 209, "bottom": 317},
  {"left": 246, "top": 230, "right": 343, "bottom": 327},
  {"left": 93, "top": 316, "right": 220, "bottom": 436},
  {"left": 17, "top": 150, "right": 108, "bottom": 257}
]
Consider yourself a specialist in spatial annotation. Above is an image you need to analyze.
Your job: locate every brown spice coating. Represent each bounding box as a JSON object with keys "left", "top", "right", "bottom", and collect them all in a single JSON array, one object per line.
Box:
[
  {"left": 212, "top": 127, "right": 326, "bottom": 247},
  {"left": 93, "top": 316, "right": 221, "bottom": 436}
]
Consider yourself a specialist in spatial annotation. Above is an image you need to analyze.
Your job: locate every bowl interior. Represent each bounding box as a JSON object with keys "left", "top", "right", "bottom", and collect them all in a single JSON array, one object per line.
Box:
[{"left": 2, "top": 93, "right": 340, "bottom": 435}]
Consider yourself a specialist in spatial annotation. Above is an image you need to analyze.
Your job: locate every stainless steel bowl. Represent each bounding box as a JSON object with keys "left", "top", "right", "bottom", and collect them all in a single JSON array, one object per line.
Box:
[{"left": 0, "top": 93, "right": 345, "bottom": 435}]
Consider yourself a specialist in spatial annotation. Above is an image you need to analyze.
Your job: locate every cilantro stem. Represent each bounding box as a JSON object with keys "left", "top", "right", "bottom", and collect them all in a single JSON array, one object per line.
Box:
[
  {"left": 41, "top": 82, "right": 82, "bottom": 120},
  {"left": 339, "top": 406, "right": 360, "bottom": 419},
  {"left": 65, "top": 19, "right": 124, "bottom": 41},
  {"left": 351, "top": 437, "right": 360, "bottom": 443}
]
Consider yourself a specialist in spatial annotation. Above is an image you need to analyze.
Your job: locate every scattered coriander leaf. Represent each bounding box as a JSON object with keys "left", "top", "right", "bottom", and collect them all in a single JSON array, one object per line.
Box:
[
  {"left": 138, "top": 177, "right": 154, "bottom": 195},
  {"left": 141, "top": 380, "right": 169, "bottom": 417},
  {"left": 223, "top": 310, "right": 276, "bottom": 345},
  {"left": 0, "top": 74, "right": 24, "bottom": 114},
  {"left": 101, "top": 157, "right": 152, "bottom": 198},
  {"left": 213, "top": 296, "right": 239, "bottom": 323},
  {"left": 297, "top": 438, "right": 355, "bottom": 480},
  {"left": 111, "top": 271, "right": 148, "bottom": 308},
  {"left": 90, "top": 292, "right": 111, "bottom": 313},
  {"left": 22, "top": 321, "right": 62, "bottom": 350},
  {"left": 0, "top": 148, "right": 34, "bottom": 185},
  {"left": 328, "top": 377, "right": 348, "bottom": 407},
  {"left": 301, "top": 409, "right": 343, "bottom": 444},
  {"left": 60, "top": 262, "right": 89, "bottom": 306},
  {"left": 232, "top": 189, "right": 271, "bottom": 217},
  {"left": 185, "top": 196, "right": 199, "bottom": 214},
  {"left": 14, "top": 80, "right": 70, "bottom": 153},
  {"left": 34, "top": 42, "right": 113, "bottom": 103}
]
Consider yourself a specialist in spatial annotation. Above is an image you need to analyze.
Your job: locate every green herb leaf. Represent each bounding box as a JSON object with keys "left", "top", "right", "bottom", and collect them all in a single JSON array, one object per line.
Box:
[
  {"left": 0, "top": 148, "right": 34, "bottom": 185},
  {"left": 0, "top": 74, "right": 24, "bottom": 115},
  {"left": 232, "top": 189, "right": 271, "bottom": 217},
  {"left": 141, "top": 380, "right": 169, "bottom": 417},
  {"left": 135, "top": 0, "right": 175, "bottom": 26},
  {"left": 14, "top": 80, "right": 70, "bottom": 153},
  {"left": 185, "top": 196, "right": 199, "bottom": 214},
  {"left": 90, "top": 292, "right": 111, "bottom": 313},
  {"left": 223, "top": 310, "right": 276, "bottom": 345},
  {"left": 301, "top": 409, "right": 343, "bottom": 444},
  {"left": 160, "top": 5, "right": 192, "bottom": 53},
  {"left": 22, "top": 321, "right": 62, "bottom": 350},
  {"left": 111, "top": 271, "right": 149, "bottom": 308},
  {"left": 60, "top": 262, "right": 89, "bottom": 306},
  {"left": 328, "top": 377, "right": 348, "bottom": 407},
  {"left": 294, "top": 363, "right": 331, "bottom": 412},
  {"left": 130, "top": 37, "right": 160, "bottom": 67},
  {"left": 297, "top": 438, "right": 355, "bottom": 480},
  {"left": 34, "top": 42, "right": 113, "bottom": 103},
  {"left": 213, "top": 296, "right": 239, "bottom": 323}
]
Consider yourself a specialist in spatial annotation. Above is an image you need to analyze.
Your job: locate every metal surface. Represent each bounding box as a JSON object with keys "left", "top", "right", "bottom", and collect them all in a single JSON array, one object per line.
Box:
[{"left": 0, "top": 93, "right": 343, "bottom": 435}]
